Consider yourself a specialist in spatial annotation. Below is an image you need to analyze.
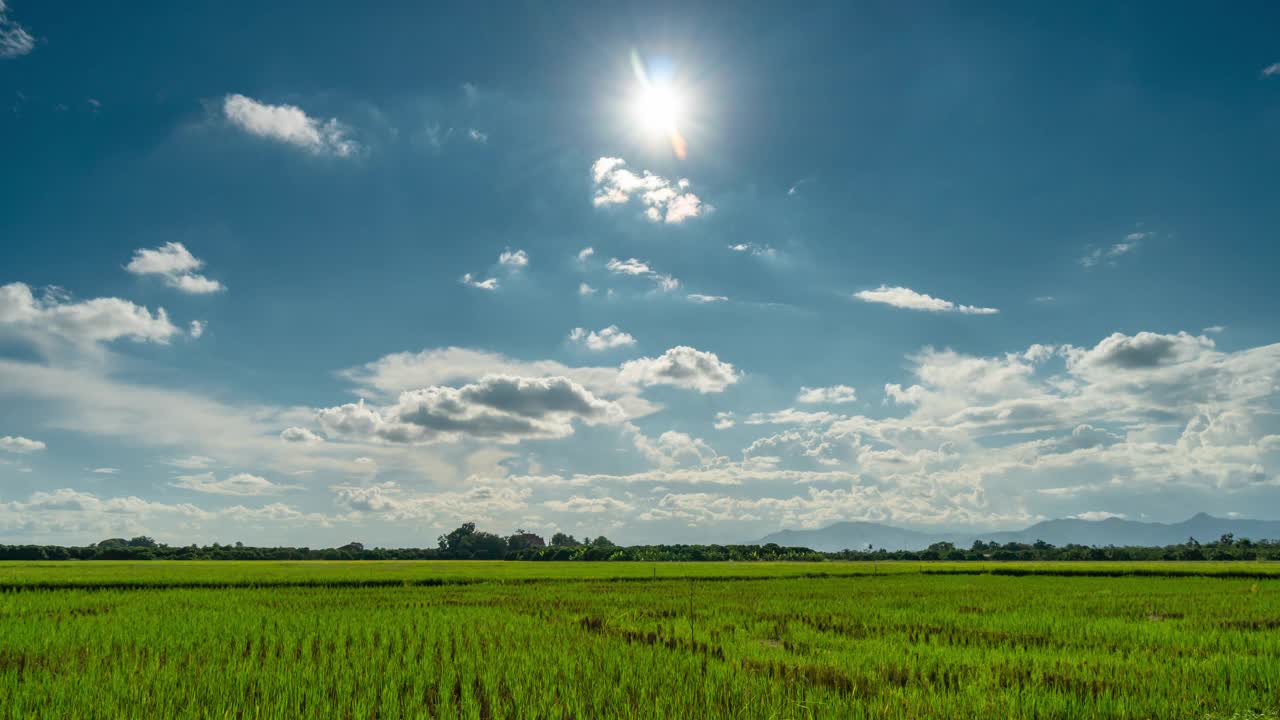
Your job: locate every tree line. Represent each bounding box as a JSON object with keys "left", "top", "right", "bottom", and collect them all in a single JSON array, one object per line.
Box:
[
  {"left": 827, "top": 534, "right": 1280, "bottom": 562},
  {"left": 1, "top": 525, "right": 1277, "bottom": 562}
]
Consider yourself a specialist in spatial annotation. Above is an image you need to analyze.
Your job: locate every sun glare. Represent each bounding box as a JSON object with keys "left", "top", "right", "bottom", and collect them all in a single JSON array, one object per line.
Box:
[
  {"left": 629, "top": 51, "right": 690, "bottom": 159},
  {"left": 632, "top": 83, "right": 683, "bottom": 134}
]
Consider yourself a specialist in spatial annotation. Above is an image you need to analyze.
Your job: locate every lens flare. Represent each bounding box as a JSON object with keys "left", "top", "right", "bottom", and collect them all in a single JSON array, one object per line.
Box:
[{"left": 629, "top": 50, "right": 689, "bottom": 159}]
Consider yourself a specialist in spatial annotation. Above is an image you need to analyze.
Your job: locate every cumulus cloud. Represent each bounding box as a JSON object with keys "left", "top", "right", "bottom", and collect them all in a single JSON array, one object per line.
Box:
[
  {"left": 0, "top": 488, "right": 329, "bottom": 541},
  {"left": 338, "top": 346, "right": 663, "bottom": 423},
  {"left": 0, "top": 435, "right": 44, "bottom": 454},
  {"left": 280, "top": 427, "right": 325, "bottom": 444},
  {"left": 569, "top": 325, "right": 636, "bottom": 351},
  {"left": 591, "top": 157, "right": 705, "bottom": 224},
  {"left": 0, "top": 282, "right": 179, "bottom": 352},
  {"left": 317, "top": 375, "right": 626, "bottom": 445},
  {"left": 620, "top": 346, "right": 740, "bottom": 393},
  {"left": 544, "top": 496, "right": 635, "bottom": 513},
  {"left": 189, "top": 320, "right": 206, "bottom": 338},
  {"left": 173, "top": 472, "right": 299, "bottom": 497},
  {"left": 331, "top": 481, "right": 530, "bottom": 524},
  {"left": 460, "top": 273, "right": 498, "bottom": 290},
  {"left": 498, "top": 248, "right": 528, "bottom": 268},
  {"left": 545, "top": 328, "right": 1272, "bottom": 534},
  {"left": 729, "top": 243, "right": 778, "bottom": 259},
  {"left": 631, "top": 428, "right": 720, "bottom": 470},
  {"left": 1068, "top": 331, "right": 1213, "bottom": 371},
  {"left": 606, "top": 257, "right": 651, "bottom": 276},
  {"left": 222, "top": 94, "right": 357, "bottom": 157},
  {"left": 854, "top": 286, "right": 998, "bottom": 315},
  {"left": 577, "top": 247, "right": 595, "bottom": 263},
  {"left": 797, "top": 385, "right": 857, "bottom": 405},
  {"left": 606, "top": 257, "right": 680, "bottom": 292},
  {"left": 125, "top": 242, "right": 225, "bottom": 295},
  {"left": 714, "top": 412, "right": 736, "bottom": 430},
  {"left": 461, "top": 250, "right": 526, "bottom": 291},
  {"left": 0, "top": 0, "right": 34, "bottom": 59},
  {"left": 578, "top": 283, "right": 597, "bottom": 296}
]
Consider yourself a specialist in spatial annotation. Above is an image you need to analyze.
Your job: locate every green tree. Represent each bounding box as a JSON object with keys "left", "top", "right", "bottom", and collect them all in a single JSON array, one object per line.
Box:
[
  {"left": 439, "top": 522, "right": 478, "bottom": 555},
  {"left": 550, "top": 532, "right": 579, "bottom": 547}
]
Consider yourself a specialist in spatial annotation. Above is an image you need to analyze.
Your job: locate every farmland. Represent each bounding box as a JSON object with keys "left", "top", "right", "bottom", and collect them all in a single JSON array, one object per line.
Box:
[{"left": 2, "top": 562, "right": 1279, "bottom": 719}]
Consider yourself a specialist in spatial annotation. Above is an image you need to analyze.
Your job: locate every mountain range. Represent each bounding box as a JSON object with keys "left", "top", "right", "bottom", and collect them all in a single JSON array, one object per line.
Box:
[{"left": 756, "top": 513, "right": 1280, "bottom": 552}]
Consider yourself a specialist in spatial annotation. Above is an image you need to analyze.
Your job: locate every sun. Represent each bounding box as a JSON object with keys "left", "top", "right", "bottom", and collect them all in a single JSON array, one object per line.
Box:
[
  {"left": 627, "top": 51, "right": 691, "bottom": 159},
  {"left": 632, "top": 82, "right": 684, "bottom": 135}
]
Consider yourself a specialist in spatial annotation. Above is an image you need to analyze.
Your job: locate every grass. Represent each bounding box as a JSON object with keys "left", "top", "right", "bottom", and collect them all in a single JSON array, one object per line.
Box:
[
  {"left": 4, "top": 559, "right": 1280, "bottom": 589},
  {"left": 1, "top": 562, "right": 1279, "bottom": 718}
]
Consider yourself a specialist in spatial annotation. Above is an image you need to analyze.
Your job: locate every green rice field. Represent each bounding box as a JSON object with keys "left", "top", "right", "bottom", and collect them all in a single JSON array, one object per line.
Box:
[{"left": 2, "top": 561, "right": 1278, "bottom": 718}]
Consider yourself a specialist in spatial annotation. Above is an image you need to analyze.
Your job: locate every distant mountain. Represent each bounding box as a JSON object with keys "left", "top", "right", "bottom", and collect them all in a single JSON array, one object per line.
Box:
[
  {"left": 756, "top": 513, "right": 1280, "bottom": 552},
  {"left": 758, "top": 522, "right": 942, "bottom": 553}
]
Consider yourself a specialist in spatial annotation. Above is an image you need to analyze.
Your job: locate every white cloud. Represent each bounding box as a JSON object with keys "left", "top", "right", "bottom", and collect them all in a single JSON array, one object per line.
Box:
[
  {"left": 1070, "top": 511, "right": 1126, "bottom": 521},
  {"left": 630, "top": 427, "right": 720, "bottom": 470},
  {"left": 166, "top": 455, "right": 216, "bottom": 470},
  {"left": 0, "top": 282, "right": 180, "bottom": 352},
  {"left": 317, "top": 375, "right": 626, "bottom": 445},
  {"left": 544, "top": 496, "right": 635, "bottom": 514},
  {"left": 0, "top": 1, "right": 34, "bottom": 59},
  {"left": 280, "top": 427, "right": 325, "bottom": 445},
  {"left": 331, "top": 481, "right": 531, "bottom": 524},
  {"left": 91, "top": 468, "right": 119, "bottom": 474},
  {"left": 1080, "top": 231, "right": 1152, "bottom": 268},
  {"left": 0, "top": 435, "right": 44, "bottom": 454},
  {"left": 569, "top": 325, "right": 637, "bottom": 352},
  {"left": 222, "top": 93, "right": 357, "bottom": 157},
  {"left": 577, "top": 247, "right": 595, "bottom": 262},
  {"left": 173, "top": 472, "right": 298, "bottom": 497},
  {"left": 591, "top": 157, "right": 705, "bottom": 224},
  {"left": 729, "top": 243, "right": 778, "bottom": 259},
  {"left": 125, "top": 242, "right": 199, "bottom": 275},
  {"left": 338, "top": 346, "right": 661, "bottom": 422},
  {"left": 687, "top": 294, "right": 728, "bottom": 304},
  {"left": 884, "top": 383, "right": 927, "bottom": 406},
  {"left": 1262, "top": 63, "right": 1280, "bottom": 78},
  {"left": 1203, "top": 325, "right": 1226, "bottom": 335},
  {"left": 498, "top": 248, "right": 528, "bottom": 268},
  {"left": 0, "top": 488, "right": 330, "bottom": 542},
  {"left": 189, "top": 320, "right": 206, "bottom": 338},
  {"left": 125, "top": 242, "right": 226, "bottom": 294},
  {"left": 578, "top": 283, "right": 597, "bottom": 296},
  {"left": 797, "top": 385, "right": 857, "bottom": 405},
  {"left": 1067, "top": 331, "right": 1212, "bottom": 373},
  {"left": 606, "top": 257, "right": 680, "bottom": 292},
  {"left": 745, "top": 408, "right": 842, "bottom": 426},
  {"left": 606, "top": 257, "right": 651, "bottom": 276},
  {"left": 854, "top": 286, "right": 998, "bottom": 315},
  {"left": 620, "top": 346, "right": 740, "bottom": 393},
  {"left": 460, "top": 273, "right": 499, "bottom": 290},
  {"left": 468, "top": 128, "right": 488, "bottom": 143},
  {"left": 714, "top": 412, "right": 736, "bottom": 430},
  {"left": 652, "top": 274, "right": 680, "bottom": 292}
]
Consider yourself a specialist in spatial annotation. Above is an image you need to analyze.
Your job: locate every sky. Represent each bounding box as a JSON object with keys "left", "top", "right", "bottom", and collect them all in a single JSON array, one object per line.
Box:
[{"left": 2, "top": 1, "right": 1280, "bottom": 546}]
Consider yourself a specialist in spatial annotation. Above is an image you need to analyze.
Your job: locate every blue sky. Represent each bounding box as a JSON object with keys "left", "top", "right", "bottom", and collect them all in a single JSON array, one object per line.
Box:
[{"left": 2, "top": 1, "right": 1279, "bottom": 545}]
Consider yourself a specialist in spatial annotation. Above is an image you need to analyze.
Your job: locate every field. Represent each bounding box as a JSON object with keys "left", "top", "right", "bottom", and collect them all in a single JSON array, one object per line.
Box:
[{"left": 2, "top": 562, "right": 1279, "bottom": 719}]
